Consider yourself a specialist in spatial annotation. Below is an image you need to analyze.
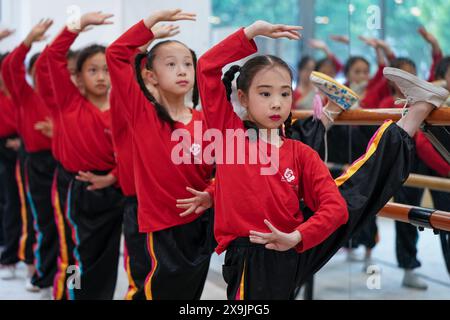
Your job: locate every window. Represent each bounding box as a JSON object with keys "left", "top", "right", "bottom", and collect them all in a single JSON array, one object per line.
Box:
[{"left": 211, "top": 0, "right": 300, "bottom": 68}]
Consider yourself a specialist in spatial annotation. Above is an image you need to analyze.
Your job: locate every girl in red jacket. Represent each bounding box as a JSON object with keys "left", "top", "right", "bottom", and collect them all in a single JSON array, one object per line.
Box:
[
  {"left": 1, "top": 19, "right": 58, "bottom": 296},
  {"left": 196, "top": 20, "right": 449, "bottom": 300},
  {"left": 44, "top": 12, "right": 124, "bottom": 300},
  {"left": 110, "top": 24, "right": 182, "bottom": 300},
  {"left": 107, "top": 9, "right": 215, "bottom": 300}
]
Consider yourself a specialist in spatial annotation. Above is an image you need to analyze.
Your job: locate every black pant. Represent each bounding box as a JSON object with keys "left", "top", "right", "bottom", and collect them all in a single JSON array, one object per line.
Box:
[
  {"left": 24, "top": 151, "right": 58, "bottom": 288},
  {"left": 0, "top": 137, "right": 21, "bottom": 265},
  {"left": 52, "top": 164, "right": 76, "bottom": 300},
  {"left": 123, "top": 196, "right": 150, "bottom": 300},
  {"left": 222, "top": 120, "right": 414, "bottom": 300},
  {"left": 16, "top": 148, "right": 36, "bottom": 265},
  {"left": 395, "top": 158, "right": 450, "bottom": 270},
  {"left": 144, "top": 209, "right": 216, "bottom": 300},
  {"left": 294, "top": 121, "right": 383, "bottom": 251},
  {"left": 62, "top": 167, "right": 124, "bottom": 300}
]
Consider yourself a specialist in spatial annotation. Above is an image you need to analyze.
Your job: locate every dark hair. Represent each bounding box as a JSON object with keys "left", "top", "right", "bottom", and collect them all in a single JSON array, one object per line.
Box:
[
  {"left": 134, "top": 40, "right": 199, "bottom": 129},
  {"left": 297, "top": 56, "right": 315, "bottom": 72},
  {"left": 0, "top": 52, "right": 10, "bottom": 69},
  {"left": 222, "top": 55, "right": 293, "bottom": 138},
  {"left": 344, "top": 56, "right": 370, "bottom": 76},
  {"left": 315, "top": 58, "right": 335, "bottom": 73},
  {"left": 435, "top": 56, "right": 450, "bottom": 80},
  {"left": 391, "top": 57, "right": 416, "bottom": 72},
  {"left": 28, "top": 52, "right": 41, "bottom": 74},
  {"left": 67, "top": 49, "right": 79, "bottom": 61},
  {"left": 76, "top": 44, "right": 106, "bottom": 73}
]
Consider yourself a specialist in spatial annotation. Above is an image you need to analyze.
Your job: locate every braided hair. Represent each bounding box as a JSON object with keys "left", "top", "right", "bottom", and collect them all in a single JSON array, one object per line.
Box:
[
  {"left": 222, "top": 55, "right": 294, "bottom": 138},
  {"left": 134, "top": 40, "right": 199, "bottom": 129}
]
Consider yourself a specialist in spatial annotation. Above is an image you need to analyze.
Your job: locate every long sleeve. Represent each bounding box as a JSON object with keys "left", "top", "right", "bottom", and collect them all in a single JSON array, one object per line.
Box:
[
  {"left": 35, "top": 47, "right": 57, "bottom": 110},
  {"left": 296, "top": 147, "right": 349, "bottom": 253},
  {"left": 197, "top": 28, "right": 257, "bottom": 132},
  {"left": 329, "top": 53, "right": 343, "bottom": 74},
  {"left": 1, "top": 50, "right": 21, "bottom": 107},
  {"left": 361, "top": 77, "right": 392, "bottom": 109},
  {"left": 428, "top": 50, "right": 443, "bottom": 82},
  {"left": 106, "top": 20, "right": 156, "bottom": 123},
  {"left": 4, "top": 43, "right": 35, "bottom": 106},
  {"left": 366, "top": 64, "right": 386, "bottom": 91},
  {"left": 45, "top": 27, "right": 82, "bottom": 110},
  {"left": 415, "top": 132, "right": 450, "bottom": 177}
]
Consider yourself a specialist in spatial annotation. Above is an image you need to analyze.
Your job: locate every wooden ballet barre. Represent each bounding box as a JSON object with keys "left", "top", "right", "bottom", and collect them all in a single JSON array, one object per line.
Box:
[
  {"left": 328, "top": 163, "right": 450, "bottom": 193},
  {"left": 378, "top": 203, "right": 450, "bottom": 232},
  {"left": 292, "top": 108, "right": 450, "bottom": 126},
  {"left": 406, "top": 174, "right": 450, "bottom": 193}
]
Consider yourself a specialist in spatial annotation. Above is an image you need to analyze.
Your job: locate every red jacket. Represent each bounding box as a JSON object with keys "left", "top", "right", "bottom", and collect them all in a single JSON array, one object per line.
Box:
[
  {"left": 0, "top": 91, "right": 17, "bottom": 138},
  {"left": 109, "top": 88, "right": 136, "bottom": 196},
  {"left": 1, "top": 43, "right": 52, "bottom": 152},
  {"left": 197, "top": 28, "right": 348, "bottom": 255},
  {"left": 106, "top": 20, "right": 214, "bottom": 232},
  {"left": 45, "top": 27, "right": 116, "bottom": 173},
  {"left": 35, "top": 47, "right": 63, "bottom": 161}
]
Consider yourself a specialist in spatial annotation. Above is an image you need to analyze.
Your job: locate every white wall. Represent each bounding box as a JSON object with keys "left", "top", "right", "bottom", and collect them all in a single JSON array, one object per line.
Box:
[{"left": 0, "top": 0, "right": 211, "bottom": 56}]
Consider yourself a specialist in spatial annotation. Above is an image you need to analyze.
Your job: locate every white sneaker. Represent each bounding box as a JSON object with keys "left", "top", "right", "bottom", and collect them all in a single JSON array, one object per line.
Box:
[
  {"left": 25, "top": 277, "right": 41, "bottom": 293},
  {"left": 383, "top": 67, "right": 450, "bottom": 108},
  {"left": 40, "top": 288, "right": 53, "bottom": 300},
  {"left": 402, "top": 269, "right": 428, "bottom": 290},
  {"left": 0, "top": 265, "right": 17, "bottom": 280}
]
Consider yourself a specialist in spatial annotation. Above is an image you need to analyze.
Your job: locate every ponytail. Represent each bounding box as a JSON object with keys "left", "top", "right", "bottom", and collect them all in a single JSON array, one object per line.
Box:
[
  {"left": 222, "top": 65, "right": 241, "bottom": 102},
  {"left": 283, "top": 112, "right": 293, "bottom": 138},
  {"left": 190, "top": 49, "right": 199, "bottom": 109},
  {"left": 134, "top": 52, "right": 175, "bottom": 128}
]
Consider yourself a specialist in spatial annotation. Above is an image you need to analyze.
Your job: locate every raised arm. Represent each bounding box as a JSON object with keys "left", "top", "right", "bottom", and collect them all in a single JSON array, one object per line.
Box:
[
  {"left": 198, "top": 21, "right": 301, "bottom": 131},
  {"left": 106, "top": 9, "right": 193, "bottom": 122},
  {"left": 46, "top": 12, "right": 113, "bottom": 109},
  {"left": 1, "top": 51, "right": 20, "bottom": 106},
  {"left": 35, "top": 47, "right": 56, "bottom": 109},
  {"left": 310, "top": 38, "right": 343, "bottom": 73},
  {"left": 0, "top": 28, "right": 15, "bottom": 41},
  {"left": 418, "top": 27, "right": 443, "bottom": 82}
]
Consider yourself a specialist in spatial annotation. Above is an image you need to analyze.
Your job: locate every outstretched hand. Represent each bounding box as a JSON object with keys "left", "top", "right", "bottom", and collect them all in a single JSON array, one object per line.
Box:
[
  {"left": 244, "top": 20, "right": 302, "bottom": 41},
  {"left": 0, "top": 28, "right": 15, "bottom": 41},
  {"left": 176, "top": 187, "right": 212, "bottom": 218},
  {"left": 75, "top": 171, "right": 117, "bottom": 191},
  {"left": 418, "top": 27, "right": 438, "bottom": 45},
  {"left": 249, "top": 220, "right": 302, "bottom": 252},
  {"left": 330, "top": 34, "right": 350, "bottom": 44},
  {"left": 24, "top": 19, "right": 53, "bottom": 47},
  {"left": 308, "top": 38, "right": 330, "bottom": 52},
  {"left": 34, "top": 117, "right": 54, "bottom": 138},
  {"left": 70, "top": 11, "right": 114, "bottom": 32},
  {"left": 145, "top": 9, "right": 196, "bottom": 29},
  {"left": 153, "top": 24, "right": 180, "bottom": 39}
]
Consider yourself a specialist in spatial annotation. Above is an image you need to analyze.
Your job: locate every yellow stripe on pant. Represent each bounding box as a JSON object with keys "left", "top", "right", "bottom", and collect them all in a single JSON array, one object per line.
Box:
[
  {"left": 144, "top": 233, "right": 158, "bottom": 300},
  {"left": 53, "top": 178, "right": 69, "bottom": 300},
  {"left": 335, "top": 121, "right": 393, "bottom": 187},
  {"left": 15, "top": 160, "right": 28, "bottom": 262},
  {"left": 125, "top": 255, "right": 138, "bottom": 300}
]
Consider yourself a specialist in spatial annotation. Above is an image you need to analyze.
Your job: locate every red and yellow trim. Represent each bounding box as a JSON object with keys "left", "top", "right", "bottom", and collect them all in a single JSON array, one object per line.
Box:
[
  {"left": 125, "top": 255, "right": 138, "bottom": 300},
  {"left": 235, "top": 261, "right": 246, "bottom": 300},
  {"left": 52, "top": 173, "right": 69, "bottom": 300},
  {"left": 15, "top": 160, "right": 28, "bottom": 261},
  {"left": 335, "top": 121, "right": 393, "bottom": 187},
  {"left": 144, "top": 233, "right": 158, "bottom": 300}
]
